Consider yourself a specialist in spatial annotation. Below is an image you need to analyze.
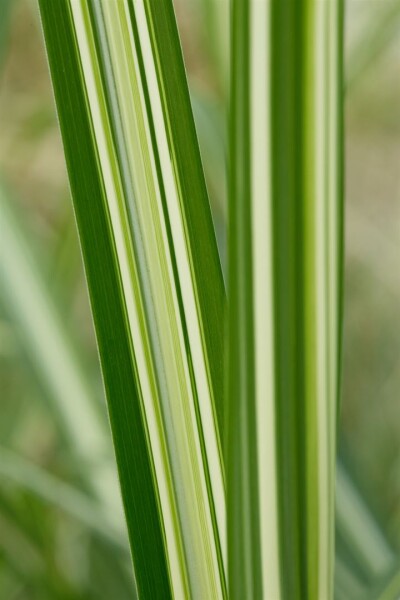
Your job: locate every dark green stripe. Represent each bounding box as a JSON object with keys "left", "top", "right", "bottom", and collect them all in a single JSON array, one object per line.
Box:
[
  {"left": 228, "top": 0, "right": 262, "bottom": 598},
  {"left": 123, "top": 0, "right": 225, "bottom": 588},
  {"left": 271, "top": 3, "right": 316, "bottom": 598},
  {"left": 124, "top": 4, "right": 226, "bottom": 592},
  {"left": 132, "top": 4, "right": 227, "bottom": 591},
  {"left": 143, "top": 0, "right": 226, "bottom": 443},
  {"left": 85, "top": 4, "right": 179, "bottom": 590},
  {"left": 38, "top": 2, "right": 171, "bottom": 598}
]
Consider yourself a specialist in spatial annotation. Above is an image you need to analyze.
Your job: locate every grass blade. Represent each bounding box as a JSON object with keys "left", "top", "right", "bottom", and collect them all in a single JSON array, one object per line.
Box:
[
  {"left": 228, "top": 1, "right": 344, "bottom": 598},
  {"left": 334, "top": 556, "right": 368, "bottom": 600},
  {"left": 0, "top": 183, "right": 119, "bottom": 514},
  {"left": 191, "top": 90, "right": 227, "bottom": 261},
  {"left": 336, "top": 461, "right": 395, "bottom": 582},
  {"left": 0, "top": 447, "right": 125, "bottom": 550},
  {"left": 346, "top": 0, "right": 400, "bottom": 91},
  {"left": 368, "top": 563, "right": 400, "bottom": 600},
  {"left": 38, "top": 1, "right": 226, "bottom": 597},
  {"left": 190, "top": 54, "right": 394, "bottom": 599}
]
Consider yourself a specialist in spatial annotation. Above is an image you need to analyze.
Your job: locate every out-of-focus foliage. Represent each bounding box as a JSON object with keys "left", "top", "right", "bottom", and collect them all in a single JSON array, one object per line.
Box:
[
  {"left": 343, "top": 0, "right": 400, "bottom": 549},
  {"left": 0, "top": 0, "right": 399, "bottom": 597}
]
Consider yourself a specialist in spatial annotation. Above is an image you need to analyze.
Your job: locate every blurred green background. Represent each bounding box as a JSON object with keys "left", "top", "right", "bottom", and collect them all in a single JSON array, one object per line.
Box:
[{"left": 0, "top": 0, "right": 399, "bottom": 598}]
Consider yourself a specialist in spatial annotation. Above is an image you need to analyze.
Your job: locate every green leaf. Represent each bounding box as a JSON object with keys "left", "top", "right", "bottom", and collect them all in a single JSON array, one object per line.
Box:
[
  {"left": 228, "top": 1, "right": 344, "bottom": 598},
  {"left": 0, "top": 183, "right": 120, "bottom": 517},
  {"left": 0, "top": 446, "right": 126, "bottom": 550},
  {"left": 368, "top": 562, "right": 400, "bottom": 600},
  {"left": 334, "top": 556, "right": 368, "bottom": 600},
  {"left": 346, "top": 0, "right": 400, "bottom": 91},
  {"left": 0, "top": 498, "right": 60, "bottom": 599},
  {"left": 190, "top": 49, "right": 394, "bottom": 600},
  {"left": 190, "top": 90, "right": 227, "bottom": 261},
  {"left": 38, "top": 1, "right": 226, "bottom": 598},
  {"left": 196, "top": 0, "right": 229, "bottom": 95},
  {"left": 336, "top": 461, "right": 395, "bottom": 583},
  {"left": 0, "top": 0, "right": 13, "bottom": 69}
]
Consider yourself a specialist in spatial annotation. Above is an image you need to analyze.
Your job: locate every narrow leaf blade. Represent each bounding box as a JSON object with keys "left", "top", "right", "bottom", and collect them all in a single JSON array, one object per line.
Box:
[{"left": 38, "top": 1, "right": 226, "bottom": 597}]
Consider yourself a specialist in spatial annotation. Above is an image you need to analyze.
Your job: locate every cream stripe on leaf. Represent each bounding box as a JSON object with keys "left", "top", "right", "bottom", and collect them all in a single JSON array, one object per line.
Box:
[
  {"left": 190, "top": 35, "right": 389, "bottom": 599},
  {"left": 228, "top": 1, "right": 344, "bottom": 599},
  {"left": 39, "top": 1, "right": 226, "bottom": 598},
  {"left": 250, "top": 1, "right": 281, "bottom": 599}
]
